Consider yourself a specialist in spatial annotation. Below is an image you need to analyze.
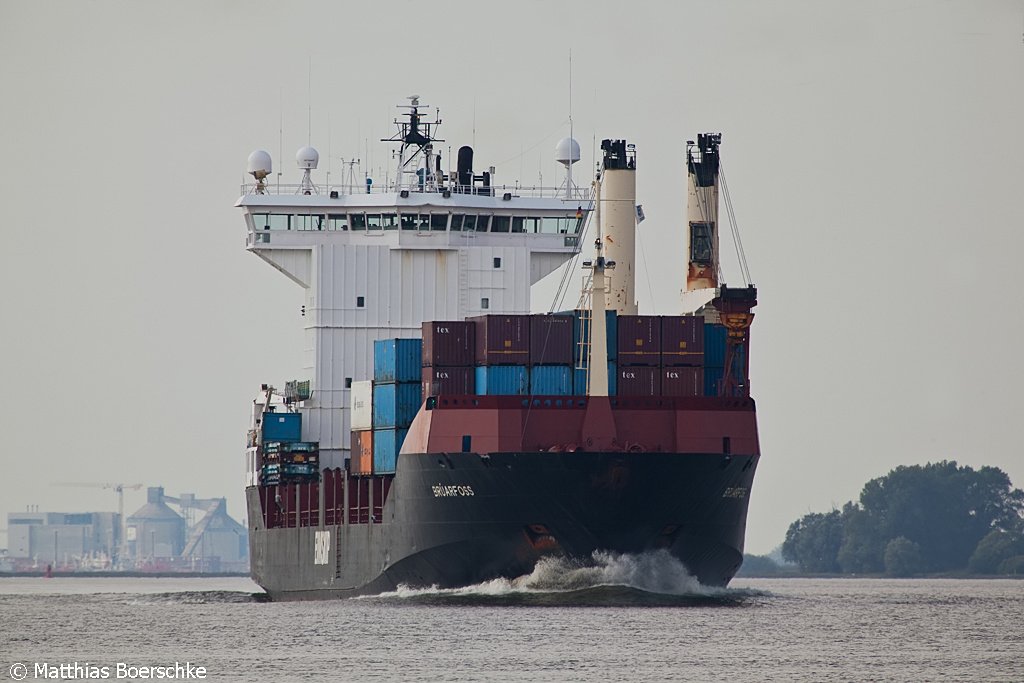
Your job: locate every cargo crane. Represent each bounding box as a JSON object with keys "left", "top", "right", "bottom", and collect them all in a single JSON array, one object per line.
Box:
[{"left": 51, "top": 482, "right": 143, "bottom": 566}]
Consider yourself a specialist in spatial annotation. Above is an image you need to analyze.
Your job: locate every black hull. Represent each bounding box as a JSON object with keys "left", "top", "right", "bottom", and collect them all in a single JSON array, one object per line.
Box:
[{"left": 248, "top": 450, "right": 758, "bottom": 600}]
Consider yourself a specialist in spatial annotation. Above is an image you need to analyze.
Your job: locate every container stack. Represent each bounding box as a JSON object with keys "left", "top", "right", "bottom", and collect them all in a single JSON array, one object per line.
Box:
[
  {"left": 349, "top": 380, "right": 374, "bottom": 475},
  {"left": 528, "top": 315, "right": 574, "bottom": 395},
  {"left": 616, "top": 315, "right": 661, "bottom": 396},
  {"left": 701, "top": 322, "right": 746, "bottom": 397},
  {"left": 421, "top": 321, "right": 476, "bottom": 398},
  {"left": 259, "top": 411, "right": 319, "bottom": 485},
  {"left": 372, "top": 339, "right": 423, "bottom": 473},
  {"left": 471, "top": 314, "right": 531, "bottom": 396},
  {"left": 661, "top": 316, "right": 704, "bottom": 397}
]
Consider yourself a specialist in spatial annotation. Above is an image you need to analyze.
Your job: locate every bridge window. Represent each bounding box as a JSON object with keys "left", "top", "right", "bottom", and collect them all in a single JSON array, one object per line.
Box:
[
  {"left": 491, "top": 216, "right": 510, "bottom": 233},
  {"left": 451, "top": 214, "right": 465, "bottom": 231},
  {"left": 350, "top": 213, "right": 366, "bottom": 230},
  {"left": 474, "top": 215, "right": 489, "bottom": 232},
  {"left": 366, "top": 213, "right": 397, "bottom": 230},
  {"left": 294, "top": 214, "right": 324, "bottom": 231},
  {"left": 511, "top": 217, "right": 524, "bottom": 233},
  {"left": 522, "top": 217, "right": 541, "bottom": 233},
  {"left": 431, "top": 214, "right": 449, "bottom": 231},
  {"left": 327, "top": 214, "right": 348, "bottom": 231},
  {"left": 253, "top": 213, "right": 291, "bottom": 231},
  {"left": 464, "top": 215, "right": 479, "bottom": 231}
]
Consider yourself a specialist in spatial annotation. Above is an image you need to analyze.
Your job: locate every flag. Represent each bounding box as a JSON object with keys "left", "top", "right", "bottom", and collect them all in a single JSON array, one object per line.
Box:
[{"left": 636, "top": 204, "right": 646, "bottom": 223}]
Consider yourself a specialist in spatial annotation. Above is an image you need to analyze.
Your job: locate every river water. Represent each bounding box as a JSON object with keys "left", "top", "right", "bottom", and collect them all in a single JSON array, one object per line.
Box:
[{"left": 1, "top": 553, "right": 1021, "bottom": 682}]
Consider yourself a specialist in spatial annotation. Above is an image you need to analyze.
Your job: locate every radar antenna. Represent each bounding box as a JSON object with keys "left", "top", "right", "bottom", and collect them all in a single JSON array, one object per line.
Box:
[{"left": 382, "top": 95, "right": 445, "bottom": 193}]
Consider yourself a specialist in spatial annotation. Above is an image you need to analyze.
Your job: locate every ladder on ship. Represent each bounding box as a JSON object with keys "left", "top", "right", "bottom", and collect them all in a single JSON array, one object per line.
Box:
[{"left": 575, "top": 308, "right": 591, "bottom": 395}]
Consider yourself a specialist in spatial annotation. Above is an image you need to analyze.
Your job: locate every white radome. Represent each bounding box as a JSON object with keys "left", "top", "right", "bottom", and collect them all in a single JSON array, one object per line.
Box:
[
  {"left": 555, "top": 137, "right": 581, "bottom": 166},
  {"left": 247, "top": 150, "right": 273, "bottom": 176},
  {"left": 296, "top": 146, "right": 320, "bottom": 170}
]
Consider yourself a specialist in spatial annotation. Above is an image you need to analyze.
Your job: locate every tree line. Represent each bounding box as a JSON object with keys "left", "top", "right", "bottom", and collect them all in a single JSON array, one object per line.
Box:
[{"left": 778, "top": 461, "right": 1024, "bottom": 576}]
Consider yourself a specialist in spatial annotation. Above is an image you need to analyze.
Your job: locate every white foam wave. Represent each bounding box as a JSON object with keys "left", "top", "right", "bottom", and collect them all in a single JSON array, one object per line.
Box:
[{"left": 367, "top": 549, "right": 729, "bottom": 600}]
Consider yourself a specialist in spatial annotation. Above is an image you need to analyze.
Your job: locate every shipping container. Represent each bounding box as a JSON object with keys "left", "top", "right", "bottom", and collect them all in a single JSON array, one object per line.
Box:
[
  {"left": 475, "top": 365, "right": 529, "bottom": 395},
  {"left": 617, "top": 316, "right": 662, "bottom": 366},
  {"left": 572, "top": 362, "right": 618, "bottom": 396},
  {"left": 261, "top": 411, "right": 301, "bottom": 443},
  {"left": 572, "top": 309, "right": 618, "bottom": 363},
  {"left": 421, "top": 321, "right": 476, "bottom": 366},
  {"left": 421, "top": 366, "right": 475, "bottom": 398},
  {"left": 372, "top": 428, "right": 408, "bottom": 473},
  {"left": 704, "top": 323, "right": 728, "bottom": 368},
  {"left": 350, "top": 430, "right": 373, "bottom": 475},
  {"left": 617, "top": 366, "right": 662, "bottom": 396},
  {"left": 662, "top": 366, "right": 704, "bottom": 397},
  {"left": 661, "top": 316, "right": 705, "bottom": 366},
  {"left": 372, "top": 382, "right": 422, "bottom": 428},
  {"left": 530, "top": 365, "right": 573, "bottom": 395},
  {"left": 529, "top": 315, "right": 574, "bottom": 365},
  {"left": 471, "top": 314, "right": 531, "bottom": 365},
  {"left": 350, "top": 380, "right": 373, "bottom": 431},
  {"left": 373, "top": 338, "right": 424, "bottom": 383}
]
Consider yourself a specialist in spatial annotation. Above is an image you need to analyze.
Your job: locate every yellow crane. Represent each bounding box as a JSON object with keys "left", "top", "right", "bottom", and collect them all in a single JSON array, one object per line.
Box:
[{"left": 51, "top": 482, "right": 143, "bottom": 566}]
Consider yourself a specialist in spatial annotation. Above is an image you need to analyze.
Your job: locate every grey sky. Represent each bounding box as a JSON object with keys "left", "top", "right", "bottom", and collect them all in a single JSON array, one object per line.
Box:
[{"left": 1, "top": 0, "right": 1021, "bottom": 556}]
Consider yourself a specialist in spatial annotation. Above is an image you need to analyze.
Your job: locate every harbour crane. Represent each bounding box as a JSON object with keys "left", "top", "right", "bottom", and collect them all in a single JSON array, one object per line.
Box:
[{"left": 51, "top": 482, "right": 143, "bottom": 566}]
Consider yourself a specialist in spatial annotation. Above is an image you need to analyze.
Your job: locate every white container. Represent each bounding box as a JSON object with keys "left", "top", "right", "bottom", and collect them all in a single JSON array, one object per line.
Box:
[{"left": 350, "top": 380, "right": 373, "bottom": 431}]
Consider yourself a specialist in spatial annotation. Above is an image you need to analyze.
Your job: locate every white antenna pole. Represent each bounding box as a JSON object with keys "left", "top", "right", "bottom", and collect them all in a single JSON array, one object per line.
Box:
[
  {"left": 568, "top": 48, "right": 573, "bottom": 198},
  {"left": 278, "top": 88, "right": 283, "bottom": 193},
  {"left": 307, "top": 56, "right": 312, "bottom": 146}
]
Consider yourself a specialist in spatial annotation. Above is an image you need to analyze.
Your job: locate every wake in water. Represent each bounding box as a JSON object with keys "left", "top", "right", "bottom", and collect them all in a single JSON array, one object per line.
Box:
[{"left": 364, "top": 550, "right": 767, "bottom": 607}]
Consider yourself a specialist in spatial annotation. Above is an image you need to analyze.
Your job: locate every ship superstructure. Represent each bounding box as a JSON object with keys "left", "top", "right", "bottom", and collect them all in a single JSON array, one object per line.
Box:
[
  {"left": 238, "top": 98, "right": 760, "bottom": 599},
  {"left": 237, "top": 97, "right": 592, "bottom": 477}
]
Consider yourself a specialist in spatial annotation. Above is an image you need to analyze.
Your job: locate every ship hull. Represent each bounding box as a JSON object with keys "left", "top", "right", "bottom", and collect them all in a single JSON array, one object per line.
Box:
[{"left": 247, "top": 449, "right": 758, "bottom": 600}]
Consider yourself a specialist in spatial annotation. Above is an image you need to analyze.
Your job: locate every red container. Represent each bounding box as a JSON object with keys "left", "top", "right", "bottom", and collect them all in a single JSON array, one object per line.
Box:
[
  {"left": 661, "top": 366, "right": 703, "bottom": 397},
  {"left": 421, "top": 366, "right": 475, "bottom": 398},
  {"left": 661, "top": 315, "right": 705, "bottom": 366},
  {"left": 529, "top": 315, "right": 573, "bottom": 365},
  {"left": 617, "top": 315, "right": 662, "bottom": 366},
  {"left": 617, "top": 366, "right": 662, "bottom": 396},
  {"left": 471, "top": 314, "right": 531, "bottom": 365},
  {"left": 350, "top": 430, "right": 373, "bottom": 475},
  {"left": 421, "top": 321, "right": 475, "bottom": 366}
]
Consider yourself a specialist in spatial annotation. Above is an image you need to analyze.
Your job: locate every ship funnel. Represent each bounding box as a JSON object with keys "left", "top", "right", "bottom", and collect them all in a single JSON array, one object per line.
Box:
[
  {"left": 685, "top": 134, "right": 721, "bottom": 291},
  {"left": 457, "top": 146, "right": 473, "bottom": 189},
  {"left": 598, "top": 139, "right": 637, "bottom": 315}
]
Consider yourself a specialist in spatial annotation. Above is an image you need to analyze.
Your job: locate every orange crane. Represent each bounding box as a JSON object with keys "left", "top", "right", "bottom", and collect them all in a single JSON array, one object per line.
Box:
[{"left": 51, "top": 482, "right": 143, "bottom": 565}]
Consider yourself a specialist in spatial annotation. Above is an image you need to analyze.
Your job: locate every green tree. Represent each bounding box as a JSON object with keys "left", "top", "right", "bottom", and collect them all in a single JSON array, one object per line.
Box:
[
  {"left": 737, "top": 554, "right": 781, "bottom": 576},
  {"left": 837, "top": 502, "right": 884, "bottom": 574},
  {"left": 884, "top": 536, "right": 923, "bottom": 577},
  {"left": 856, "top": 462, "right": 1023, "bottom": 572},
  {"left": 969, "top": 526, "right": 1024, "bottom": 574},
  {"left": 782, "top": 510, "right": 843, "bottom": 573}
]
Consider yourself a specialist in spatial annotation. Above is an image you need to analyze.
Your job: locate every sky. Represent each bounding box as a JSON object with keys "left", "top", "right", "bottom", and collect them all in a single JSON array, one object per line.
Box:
[{"left": 1, "top": 0, "right": 1022, "bottom": 556}]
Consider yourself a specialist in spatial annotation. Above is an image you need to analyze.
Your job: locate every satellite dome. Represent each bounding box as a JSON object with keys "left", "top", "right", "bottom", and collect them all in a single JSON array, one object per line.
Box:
[
  {"left": 247, "top": 150, "right": 273, "bottom": 176},
  {"left": 296, "top": 146, "right": 319, "bottom": 170},
  {"left": 555, "top": 137, "right": 581, "bottom": 166}
]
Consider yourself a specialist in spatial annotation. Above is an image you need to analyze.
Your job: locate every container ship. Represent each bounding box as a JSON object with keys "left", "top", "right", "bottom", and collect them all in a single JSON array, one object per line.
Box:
[{"left": 238, "top": 98, "right": 759, "bottom": 600}]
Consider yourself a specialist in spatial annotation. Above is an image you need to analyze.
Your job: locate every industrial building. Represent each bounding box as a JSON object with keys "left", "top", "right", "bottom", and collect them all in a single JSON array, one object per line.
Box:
[{"left": 4, "top": 486, "right": 249, "bottom": 572}]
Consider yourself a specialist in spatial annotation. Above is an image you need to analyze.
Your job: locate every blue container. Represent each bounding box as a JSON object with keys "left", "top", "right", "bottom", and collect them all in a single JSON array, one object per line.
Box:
[
  {"left": 573, "top": 309, "right": 618, "bottom": 363},
  {"left": 572, "top": 362, "right": 617, "bottom": 396},
  {"left": 475, "top": 365, "right": 529, "bottom": 395},
  {"left": 372, "top": 382, "right": 422, "bottom": 428},
  {"left": 703, "top": 323, "right": 728, "bottom": 368},
  {"left": 372, "top": 427, "right": 408, "bottom": 473},
  {"left": 530, "top": 365, "right": 573, "bottom": 395},
  {"left": 374, "top": 338, "right": 424, "bottom": 384},
  {"left": 262, "top": 412, "right": 302, "bottom": 442}
]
